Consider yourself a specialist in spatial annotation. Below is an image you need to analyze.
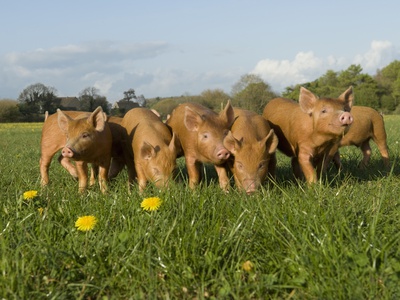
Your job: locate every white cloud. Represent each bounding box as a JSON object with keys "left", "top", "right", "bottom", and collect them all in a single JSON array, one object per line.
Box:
[
  {"left": 1, "top": 39, "right": 400, "bottom": 101},
  {"left": 353, "top": 40, "right": 396, "bottom": 71},
  {"left": 0, "top": 41, "right": 170, "bottom": 100},
  {"left": 252, "top": 40, "right": 400, "bottom": 93},
  {"left": 4, "top": 41, "right": 168, "bottom": 69},
  {"left": 252, "top": 51, "right": 346, "bottom": 92}
]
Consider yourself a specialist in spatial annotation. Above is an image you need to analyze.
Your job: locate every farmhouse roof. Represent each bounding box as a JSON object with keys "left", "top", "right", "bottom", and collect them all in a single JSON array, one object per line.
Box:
[
  {"left": 55, "top": 97, "right": 80, "bottom": 110},
  {"left": 113, "top": 99, "right": 139, "bottom": 110}
]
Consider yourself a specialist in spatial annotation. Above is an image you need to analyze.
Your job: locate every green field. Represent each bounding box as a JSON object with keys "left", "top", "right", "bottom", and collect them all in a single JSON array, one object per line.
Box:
[{"left": 0, "top": 117, "right": 399, "bottom": 299}]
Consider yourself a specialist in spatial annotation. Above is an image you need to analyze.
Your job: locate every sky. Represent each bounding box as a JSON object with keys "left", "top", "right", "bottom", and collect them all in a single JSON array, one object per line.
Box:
[{"left": 1, "top": 0, "right": 400, "bottom": 103}]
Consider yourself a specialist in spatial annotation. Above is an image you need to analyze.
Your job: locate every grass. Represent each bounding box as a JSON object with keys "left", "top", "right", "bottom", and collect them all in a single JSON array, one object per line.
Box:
[{"left": 0, "top": 116, "right": 400, "bottom": 299}]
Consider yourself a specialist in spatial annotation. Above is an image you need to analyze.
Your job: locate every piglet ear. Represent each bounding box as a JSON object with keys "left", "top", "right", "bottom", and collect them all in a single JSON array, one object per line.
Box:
[
  {"left": 338, "top": 86, "right": 354, "bottom": 108},
  {"left": 57, "top": 109, "right": 72, "bottom": 134},
  {"left": 168, "top": 132, "right": 178, "bottom": 153},
  {"left": 140, "top": 142, "right": 157, "bottom": 160},
  {"left": 220, "top": 100, "right": 235, "bottom": 128},
  {"left": 88, "top": 106, "right": 106, "bottom": 132},
  {"left": 223, "top": 131, "right": 241, "bottom": 155},
  {"left": 299, "top": 87, "right": 318, "bottom": 115},
  {"left": 184, "top": 106, "right": 203, "bottom": 131},
  {"left": 262, "top": 129, "right": 279, "bottom": 155}
]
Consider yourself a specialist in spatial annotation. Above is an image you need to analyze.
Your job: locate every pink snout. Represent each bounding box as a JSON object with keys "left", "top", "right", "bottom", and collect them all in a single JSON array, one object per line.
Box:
[
  {"left": 243, "top": 180, "right": 257, "bottom": 195},
  {"left": 340, "top": 112, "right": 353, "bottom": 125},
  {"left": 61, "top": 147, "right": 74, "bottom": 158},
  {"left": 216, "top": 148, "right": 230, "bottom": 160}
]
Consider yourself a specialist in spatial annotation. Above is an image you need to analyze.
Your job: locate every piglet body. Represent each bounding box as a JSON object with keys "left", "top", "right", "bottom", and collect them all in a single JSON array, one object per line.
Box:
[
  {"left": 333, "top": 105, "right": 389, "bottom": 170},
  {"left": 220, "top": 108, "right": 278, "bottom": 194},
  {"left": 166, "top": 101, "right": 235, "bottom": 188},
  {"left": 262, "top": 87, "right": 354, "bottom": 183},
  {"left": 57, "top": 106, "right": 112, "bottom": 193},
  {"left": 121, "top": 107, "right": 178, "bottom": 192}
]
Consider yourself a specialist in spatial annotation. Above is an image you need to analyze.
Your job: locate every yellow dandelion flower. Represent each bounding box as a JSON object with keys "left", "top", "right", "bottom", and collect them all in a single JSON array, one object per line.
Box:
[
  {"left": 242, "top": 260, "right": 254, "bottom": 272},
  {"left": 23, "top": 190, "right": 38, "bottom": 200},
  {"left": 75, "top": 215, "right": 97, "bottom": 231},
  {"left": 141, "top": 197, "right": 162, "bottom": 211}
]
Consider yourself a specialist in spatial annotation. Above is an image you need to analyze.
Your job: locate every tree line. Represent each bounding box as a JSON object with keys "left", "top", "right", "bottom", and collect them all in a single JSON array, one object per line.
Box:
[{"left": 1, "top": 60, "right": 400, "bottom": 122}]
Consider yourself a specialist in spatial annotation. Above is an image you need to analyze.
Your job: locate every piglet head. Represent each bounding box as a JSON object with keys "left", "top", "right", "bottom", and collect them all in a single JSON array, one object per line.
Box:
[
  {"left": 299, "top": 86, "right": 354, "bottom": 138},
  {"left": 224, "top": 128, "right": 278, "bottom": 194},
  {"left": 57, "top": 106, "right": 107, "bottom": 160},
  {"left": 184, "top": 101, "right": 235, "bottom": 165}
]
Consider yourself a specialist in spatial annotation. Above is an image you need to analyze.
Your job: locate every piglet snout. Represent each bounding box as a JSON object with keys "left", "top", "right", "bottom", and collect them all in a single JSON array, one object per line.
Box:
[
  {"left": 340, "top": 112, "right": 353, "bottom": 125},
  {"left": 61, "top": 147, "right": 74, "bottom": 158},
  {"left": 216, "top": 148, "right": 230, "bottom": 160}
]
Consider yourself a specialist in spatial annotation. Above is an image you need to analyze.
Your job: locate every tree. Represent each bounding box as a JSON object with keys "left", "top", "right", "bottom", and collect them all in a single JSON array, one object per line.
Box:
[
  {"left": 199, "top": 89, "right": 231, "bottom": 111},
  {"left": 375, "top": 60, "right": 400, "bottom": 90},
  {"left": 338, "top": 66, "right": 380, "bottom": 108},
  {"left": 79, "top": 87, "right": 110, "bottom": 114},
  {"left": 123, "top": 88, "right": 137, "bottom": 102},
  {"left": 231, "top": 74, "right": 277, "bottom": 113},
  {"left": 0, "top": 99, "right": 21, "bottom": 122},
  {"left": 319, "top": 70, "right": 339, "bottom": 87},
  {"left": 17, "top": 83, "right": 58, "bottom": 121},
  {"left": 231, "top": 74, "right": 264, "bottom": 96},
  {"left": 150, "top": 98, "right": 180, "bottom": 120},
  {"left": 375, "top": 60, "right": 400, "bottom": 110},
  {"left": 337, "top": 64, "right": 364, "bottom": 87},
  {"left": 283, "top": 65, "right": 381, "bottom": 109}
]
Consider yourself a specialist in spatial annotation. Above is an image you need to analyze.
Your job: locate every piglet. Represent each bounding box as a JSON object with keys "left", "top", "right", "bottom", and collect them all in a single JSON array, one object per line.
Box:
[
  {"left": 57, "top": 106, "right": 112, "bottom": 193},
  {"left": 219, "top": 108, "right": 278, "bottom": 194},
  {"left": 166, "top": 101, "right": 235, "bottom": 189},
  {"left": 332, "top": 105, "right": 389, "bottom": 170},
  {"left": 40, "top": 112, "right": 125, "bottom": 187},
  {"left": 121, "top": 107, "right": 179, "bottom": 192},
  {"left": 40, "top": 111, "right": 90, "bottom": 186},
  {"left": 262, "top": 87, "right": 353, "bottom": 183}
]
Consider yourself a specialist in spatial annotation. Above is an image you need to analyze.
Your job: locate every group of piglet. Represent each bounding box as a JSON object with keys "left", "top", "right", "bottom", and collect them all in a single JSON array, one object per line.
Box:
[{"left": 39, "top": 86, "right": 390, "bottom": 195}]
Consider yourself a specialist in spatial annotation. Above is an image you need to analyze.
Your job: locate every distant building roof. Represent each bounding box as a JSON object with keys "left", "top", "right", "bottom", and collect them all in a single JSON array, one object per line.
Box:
[
  {"left": 113, "top": 99, "right": 139, "bottom": 111},
  {"left": 55, "top": 97, "right": 80, "bottom": 110}
]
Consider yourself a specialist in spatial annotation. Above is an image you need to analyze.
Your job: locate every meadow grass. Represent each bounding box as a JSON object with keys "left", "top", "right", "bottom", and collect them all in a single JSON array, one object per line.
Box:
[{"left": 0, "top": 117, "right": 399, "bottom": 299}]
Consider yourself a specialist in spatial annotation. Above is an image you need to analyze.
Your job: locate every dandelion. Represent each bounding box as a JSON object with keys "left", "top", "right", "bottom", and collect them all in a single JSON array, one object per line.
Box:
[
  {"left": 141, "top": 197, "right": 162, "bottom": 211},
  {"left": 23, "top": 190, "right": 38, "bottom": 200},
  {"left": 242, "top": 260, "right": 254, "bottom": 272},
  {"left": 75, "top": 215, "right": 97, "bottom": 231}
]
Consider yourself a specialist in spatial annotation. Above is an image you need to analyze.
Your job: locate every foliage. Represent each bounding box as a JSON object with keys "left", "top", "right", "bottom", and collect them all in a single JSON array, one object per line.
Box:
[
  {"left": 149, "top": 97, "right": 182, "bottom": 119},
  {"left": 199, "top": 89, "right": 231, "bottom": 111},
  {"left": 79, "top": 87, "right": 111, "bottom": 114},
  {"left": 1, "top": 119, "right": 399, "bottom": 299},
  {"left": 17, "top": 83, "right": 58, "bottom": 121},
  {"left": 122, "top": 88, "right": 137, "bottom": 102},
  {"left": 7, "top": 59, "right": 400, "bottom": 123},
  {"left": 0, "top": 99, "right": 22, "bottom": 122},
  {"left": 231, "top": 74, "right": 278, "bottom": 113},
  {"left": 283, "top": 65, "right": 382, "bottom": 110},
  {"left": 149, "top": 90, "right": 231, "bottom": 118},
  {"left": 375, "top": 60, "right": 400, "bottom": 111}
]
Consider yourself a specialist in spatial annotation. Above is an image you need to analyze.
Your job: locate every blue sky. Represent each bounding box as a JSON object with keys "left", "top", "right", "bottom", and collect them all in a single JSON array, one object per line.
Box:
[{"left": 1, "top": 0, "right": 400, "bottom": 102}]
